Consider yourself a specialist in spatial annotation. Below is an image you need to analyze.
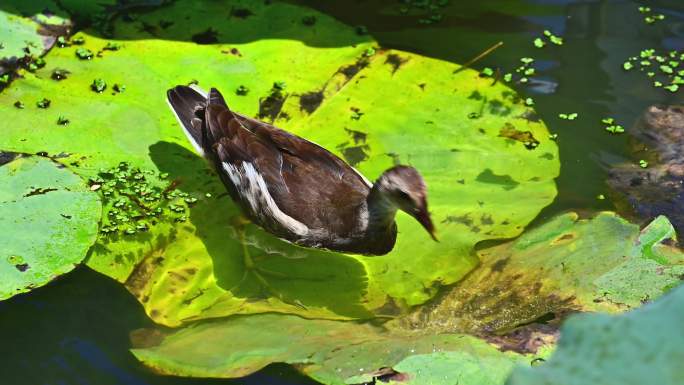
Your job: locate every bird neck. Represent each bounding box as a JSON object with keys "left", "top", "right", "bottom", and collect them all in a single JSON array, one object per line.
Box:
[{"left": 366, "top": 184, "right": 398, "bottom": 235}]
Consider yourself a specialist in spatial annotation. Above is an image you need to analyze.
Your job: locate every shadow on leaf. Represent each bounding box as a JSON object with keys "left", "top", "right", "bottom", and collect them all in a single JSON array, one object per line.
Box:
[{"left": 148, "top": 141, "right": 372, "bottom": 318}]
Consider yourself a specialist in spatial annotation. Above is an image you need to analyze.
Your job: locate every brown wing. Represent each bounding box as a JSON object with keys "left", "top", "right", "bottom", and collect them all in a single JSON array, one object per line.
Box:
[{"left": 207, "top": 102, "right": 370, "bottom": 237}]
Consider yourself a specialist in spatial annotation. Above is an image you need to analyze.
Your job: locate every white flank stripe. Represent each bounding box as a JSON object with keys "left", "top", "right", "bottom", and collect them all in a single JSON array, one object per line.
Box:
[{"left": 222, "top": 161, "right": 309, "bottom": 236}]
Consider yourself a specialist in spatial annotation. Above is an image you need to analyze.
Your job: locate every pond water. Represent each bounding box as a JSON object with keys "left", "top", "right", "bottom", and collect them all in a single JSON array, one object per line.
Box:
[{"left": 2, "top": 0, "right": 683, "bottom": 384}]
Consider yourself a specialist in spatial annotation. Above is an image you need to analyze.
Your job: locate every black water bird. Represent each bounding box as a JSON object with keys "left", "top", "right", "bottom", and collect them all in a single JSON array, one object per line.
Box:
[{"left": 166, "top": 85, "right": 436, "bottom": 257}]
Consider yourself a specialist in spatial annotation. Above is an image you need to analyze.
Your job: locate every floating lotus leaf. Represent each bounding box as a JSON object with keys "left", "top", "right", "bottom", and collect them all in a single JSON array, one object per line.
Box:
[
  {"left": 130, "top": 213, "right": 683, "bottom": 385},
  {"left": 131, "top": 313, "right": 531, "bottom": 385},
  {"left": 507, "top": 283, "right": 684, "bottom": 385},
  {"left": 0, "top": 155, "right": 101, "bottom": 300},
  {"left": 0, "top": 6, "right": 69, "bottom": 73},
  {"left": 400, "top": 212, "right": 684, "bottom": 337},
  {"left": 0, "top": 0, "right": 559, "bottom": 326}
]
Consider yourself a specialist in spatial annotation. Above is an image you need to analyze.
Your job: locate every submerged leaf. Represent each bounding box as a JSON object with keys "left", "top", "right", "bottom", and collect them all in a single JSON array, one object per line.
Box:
[{"left": 131, "top": 313, "right": 530, "bottom": 385}]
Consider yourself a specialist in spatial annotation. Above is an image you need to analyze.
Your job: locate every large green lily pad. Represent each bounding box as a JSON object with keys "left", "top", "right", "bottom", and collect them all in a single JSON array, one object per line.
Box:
[
  {"left": 400, "top": 212, "right": 684, "bottom": 337},
  {"left": 130, "top": 212, "right": 683, "bottom": 385},
  {"left": 131, "top": 313, "right": 532, "bottom": 385},
  {"left": 507, "top": 283, "right": 684, "bottom": 385},
  {"left": 0, "top": 155, "right": 101, "bottom": 300},
  {"left": 0, "top": 0, "right": 559, "bottom": 326}
]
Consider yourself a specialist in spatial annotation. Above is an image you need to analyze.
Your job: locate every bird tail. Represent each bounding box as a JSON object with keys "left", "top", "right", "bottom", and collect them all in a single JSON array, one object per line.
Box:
[
  {"left": 167, "top": 85, "right": 234, "bottom": 156},
  {"left": 166, "top": 85, "right": 210, "bottom": 156}
]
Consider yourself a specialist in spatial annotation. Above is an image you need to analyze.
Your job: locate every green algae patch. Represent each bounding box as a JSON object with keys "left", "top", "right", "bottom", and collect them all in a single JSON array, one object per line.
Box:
[{"left": 0, "top": 155, "right": 101, "bottom": 300}]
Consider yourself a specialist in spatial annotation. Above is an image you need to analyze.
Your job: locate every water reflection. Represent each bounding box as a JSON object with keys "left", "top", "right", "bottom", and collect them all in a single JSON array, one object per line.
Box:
[{"left": 0, "top": 267, "right": 318, "bottom": 385}]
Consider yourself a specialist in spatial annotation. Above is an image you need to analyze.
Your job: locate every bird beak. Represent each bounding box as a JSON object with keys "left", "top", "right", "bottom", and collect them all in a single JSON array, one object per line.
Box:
[{"left": 415, "top": 204, "right": 438, "bottom": 242}]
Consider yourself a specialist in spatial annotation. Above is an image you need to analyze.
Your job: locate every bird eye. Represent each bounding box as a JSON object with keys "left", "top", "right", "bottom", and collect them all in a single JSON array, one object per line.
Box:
[{"left": 397, "top": 190, "right": 411, "bottom": 201}]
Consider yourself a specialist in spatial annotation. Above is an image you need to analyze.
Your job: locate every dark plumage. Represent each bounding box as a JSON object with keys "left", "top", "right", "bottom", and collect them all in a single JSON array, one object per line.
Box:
[{"left": 167, "top": 85, "right": 435, "bottom": 255}]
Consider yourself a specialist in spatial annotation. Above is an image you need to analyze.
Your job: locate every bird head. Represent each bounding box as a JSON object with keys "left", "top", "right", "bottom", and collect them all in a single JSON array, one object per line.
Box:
[{"left": 376, "top": 165, "right": 437, "bottom": 241}]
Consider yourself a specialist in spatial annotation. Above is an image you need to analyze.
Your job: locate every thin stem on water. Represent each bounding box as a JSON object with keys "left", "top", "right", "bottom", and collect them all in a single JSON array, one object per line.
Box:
[{"left": 453, "top": 41, "right": 504, "bottom": 74}]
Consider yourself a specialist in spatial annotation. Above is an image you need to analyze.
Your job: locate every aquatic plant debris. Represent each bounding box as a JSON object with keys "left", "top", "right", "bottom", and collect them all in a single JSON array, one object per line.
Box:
[
  {"left": 0, "top": 0, "right": 559, "bottom": 326},
  {"left": 0, "top": 155, "right": 101, "bottom": 301}
]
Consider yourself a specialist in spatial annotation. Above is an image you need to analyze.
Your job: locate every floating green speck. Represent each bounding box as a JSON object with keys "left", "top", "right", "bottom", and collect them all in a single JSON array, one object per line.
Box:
[
  {"left": 236, "top": 85, "right": 249, "bottom": 96},
  {"left": 559, "top": 113, "right": 578, "bottom": 120},
  {"left": 75, "top": 47, "right": 94, "bottom": 60},
  {"left": 480, "top": 67, "right": 494, "bottom": 77},
  {"left": 91, "top": 78, "right": 107, "bottom": 93},
  {"left": 36, "top": 98, "right": 51, "bottom": 109}
]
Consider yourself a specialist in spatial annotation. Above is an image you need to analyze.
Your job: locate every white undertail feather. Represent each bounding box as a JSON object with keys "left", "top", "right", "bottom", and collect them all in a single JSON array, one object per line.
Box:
[
  {"left": 166, "top": 97, "right": 205, "bottom": 157},
  {"left": 222, "top": 161, "right": 309, "bottom": 236}
]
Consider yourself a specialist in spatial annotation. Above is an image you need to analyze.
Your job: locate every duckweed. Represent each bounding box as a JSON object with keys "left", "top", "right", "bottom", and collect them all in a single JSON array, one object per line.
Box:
[
  {"left": 103, "top": 42, "right": 121, "bottom": 51},
  {"left": 75, "top": 47, "right": 94, "bottom": 60},
  {"left": 480, "top": 67, "right": 494, "bottom": 77},
  {"left": 93, "top": 162, "right": 202, "bottom": 236},
  {"left": 601, "top": 117, "right": 625, "bottom": 134},
  {"left": 534, "top": 31, "right": 563, "bottom": 48},
  {"left": 36, "top": 98, "right": 51, "bottom": 108},
  {"left": 622, "top": 48, "right": 682, "bottom": 93},
  {"left": 236, "top": 85, "right": 249, "bottom": 95},
  {"left": 51, "top": 69, "right": 70, "bottom": 81},
  {"left": 639, "top": 6, "right": 665, "bottom": 24},
  {"left": 91, "top": 78, "right": 107, "bottom": 93}
]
